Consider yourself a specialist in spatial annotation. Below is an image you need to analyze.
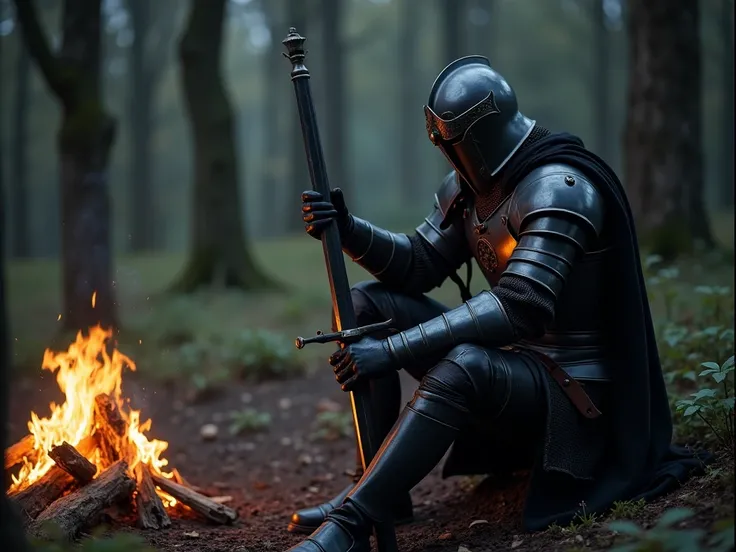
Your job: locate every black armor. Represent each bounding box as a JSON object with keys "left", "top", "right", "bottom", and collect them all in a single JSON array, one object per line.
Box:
[
  {"left": 425, "top": 56, "right": 536, "bottom": 195},
  {"left": 289, "top": 57, "right": 708, "bottom": 552}
]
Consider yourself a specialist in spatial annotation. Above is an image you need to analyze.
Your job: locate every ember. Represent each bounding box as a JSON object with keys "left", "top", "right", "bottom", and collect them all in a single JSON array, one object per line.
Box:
[{"left": 4, "top": 294, "right": 237, "bottom": 537}]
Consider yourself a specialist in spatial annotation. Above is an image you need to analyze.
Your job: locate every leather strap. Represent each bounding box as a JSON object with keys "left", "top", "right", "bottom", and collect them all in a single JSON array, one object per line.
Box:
[{"left": 526, "top": 349, "right": 602, "bottom": 419}]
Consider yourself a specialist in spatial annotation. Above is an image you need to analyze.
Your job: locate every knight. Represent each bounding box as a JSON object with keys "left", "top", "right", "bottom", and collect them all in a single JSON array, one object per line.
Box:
[{"left": 286, "top": 56, "right": 707, "bottom": 552}]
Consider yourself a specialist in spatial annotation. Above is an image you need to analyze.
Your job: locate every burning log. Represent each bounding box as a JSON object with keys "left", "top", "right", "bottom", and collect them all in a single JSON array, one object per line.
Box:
[
  {"left": 49, "top": 441, "right": 97, "bottom": 484},
  {"left": 94, "top": 394, "right": 130, "bottom": 464},
  {"left": 4, "top": 435, "right": 39, "bottom": 470},
  {"left": 9, "top": 436, "right": 96, "bottom": 520},
  {"left": 152, "top": 473, "right": 238, "bottom": 525},
  {"left": 28, "top": 460, "right": 135, "bottom": 541},
  {"left": 135, "top": 463, "right": 171, "bottom": 529}
]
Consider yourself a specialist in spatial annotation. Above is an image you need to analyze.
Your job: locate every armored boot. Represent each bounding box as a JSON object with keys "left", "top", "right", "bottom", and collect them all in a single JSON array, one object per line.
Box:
[
  {"left": 286, "top": 391, "right": 463, "bottom": 552},
  {"left": 287, "top": 372, "right": 413, "bottom": 534}
]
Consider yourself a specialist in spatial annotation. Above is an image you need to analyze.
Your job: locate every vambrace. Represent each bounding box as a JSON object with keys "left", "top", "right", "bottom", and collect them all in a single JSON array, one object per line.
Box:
[
  {"left": 385, "top": 290, "right": 515, "bottom": 366},
  {"left": 341, "top": 216, "right": 413, "bottom": 286}
]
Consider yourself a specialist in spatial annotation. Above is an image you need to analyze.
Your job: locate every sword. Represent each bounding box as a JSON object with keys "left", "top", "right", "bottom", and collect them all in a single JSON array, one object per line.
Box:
[{"left": 282, "top": 28, "right": 398, "bottom": 552}]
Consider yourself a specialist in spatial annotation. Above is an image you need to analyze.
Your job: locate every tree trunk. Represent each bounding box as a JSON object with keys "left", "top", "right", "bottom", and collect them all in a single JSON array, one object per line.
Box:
[
  {"left": 14, "top": 0, "right": 118, "bottom": 329},
  {"left": 398, "top": 0, "right": 420, "bottom": 203},
  {"left": 592, "top": 0, "right": 611, "bottom": 163},
  {"left": 719, "top": 0, "right": 734, "bottom": 207},
  {"left": 11, "top": 41, "right": 30, "bottom": 258},
  {"left": 624, "top": 0, "right": 714, "bottom": 257},
  {"left": 286, "top": 1, "right": 309, "bottom": 234},
  {"left": 127, "top": 0, "right": 153, "bottom": 251},
  {"left": 260, "top": 0, "right": 287, "bottom": 238},
  {"left": 441, "top": 0, "right": 465, "bottom": 64},
  {"left": 173, "top": 0, "right": 274, "bottom": 291},
  {"left": 0, "top": 28, "right": 31, "bottom": 548},
  {"left": 322, "top": 0, "right": 349, "bottom": 201},
  {"left": 467, "top": 0, "right": 497, "bottom": 57}
]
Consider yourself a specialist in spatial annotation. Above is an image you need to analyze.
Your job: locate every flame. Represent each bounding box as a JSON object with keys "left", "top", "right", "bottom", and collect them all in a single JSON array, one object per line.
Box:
[
  {"left": 91, "top": 291, "right": 97, "bottom": 308},
  {"left": 9, "top": 323, "right": 176, "bottom": 506}
]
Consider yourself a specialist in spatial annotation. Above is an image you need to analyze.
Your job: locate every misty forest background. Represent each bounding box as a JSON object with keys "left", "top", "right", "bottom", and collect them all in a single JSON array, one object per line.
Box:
[{"left": 0, "top": 0, "right": 734, "bottom": 372}]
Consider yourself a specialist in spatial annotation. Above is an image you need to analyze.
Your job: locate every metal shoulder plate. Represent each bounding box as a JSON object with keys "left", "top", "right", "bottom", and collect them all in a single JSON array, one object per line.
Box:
[
  {"left": 507, "top": 163, "right": 605, "bottom": 248},
  {"left": 415, "top": 171, "right": 470, "bottom": 269}
]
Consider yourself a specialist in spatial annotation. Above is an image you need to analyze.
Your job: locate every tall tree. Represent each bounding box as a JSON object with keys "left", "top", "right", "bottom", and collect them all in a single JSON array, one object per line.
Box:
[
  {"left": 441, "top": 0, "right": 466, "bottom": 63},
  {"left": 172, "top": 0, "right": 273, "bottom": 291},
  {"left": 259, "top": 0, "right": 288, "bottom": 237},
  {"left": 718, "top": 0, "right": 734, "bottom": 207},
  {"left": 11, "top": 37, "right": 30, "bottom": 258},
  {"left": 592, "top": 0, "right": 611, "bottom": 163},
  {"left": 467, "top": 0, "right": 497, "bottom": 58},
  {"left": 286, "top": 0, "right": 309, "bottom": 234},
  {"left": 127, "top": 0, "right": 181, "bottom": 251},
  {"left": 321, "top": 0, "right": 349, "bottom": 201},
  {"left": 398, "top": 0, "right": 421, "bottom": 203},
  {"left": 624, "top": 0, "right": 714, "bottom": 257},
  {"left": 13, "top": 0, "right": 118, "bottom": 330}
]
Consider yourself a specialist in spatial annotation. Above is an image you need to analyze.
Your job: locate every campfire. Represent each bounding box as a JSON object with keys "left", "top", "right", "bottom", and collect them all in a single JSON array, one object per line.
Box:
[{"left": 4, "top": 307, "right": 238, "bottom": 540}]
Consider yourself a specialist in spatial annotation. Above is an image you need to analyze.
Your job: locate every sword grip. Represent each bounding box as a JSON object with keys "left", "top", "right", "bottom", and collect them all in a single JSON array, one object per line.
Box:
[{"left": 294, "top": 319, "right": 395, "bottom": 350}]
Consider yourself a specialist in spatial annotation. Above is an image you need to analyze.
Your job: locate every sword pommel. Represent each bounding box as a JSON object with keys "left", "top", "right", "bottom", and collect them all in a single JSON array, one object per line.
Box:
[{"left": 282, "top": 28, "right": 308, "bottom": 80}]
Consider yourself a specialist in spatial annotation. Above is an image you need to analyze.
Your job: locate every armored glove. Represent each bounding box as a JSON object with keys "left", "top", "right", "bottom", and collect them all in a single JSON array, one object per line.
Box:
[
  {"left": 330, "top": 337, "right": 399, "bottom": 392},
  {"left": 302, "top": 188, "right": 352, "bottom": 240}
]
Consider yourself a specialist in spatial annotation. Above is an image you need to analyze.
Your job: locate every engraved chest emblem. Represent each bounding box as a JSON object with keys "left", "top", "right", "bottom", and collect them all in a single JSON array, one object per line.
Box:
[{"left": 476, "top": 238, "right": 499, "bottom": 274}]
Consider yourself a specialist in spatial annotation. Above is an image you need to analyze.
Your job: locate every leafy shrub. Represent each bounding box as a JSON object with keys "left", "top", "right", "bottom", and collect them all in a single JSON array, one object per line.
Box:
[
  {"left": 229, "top": 408, "right": 272, "bottom": 435},
  {"left": 310, "top": 411, "right": 354, "bottom": 441},
  {"left": 608, "top": 508, "right": 734, "bottom": 552}
]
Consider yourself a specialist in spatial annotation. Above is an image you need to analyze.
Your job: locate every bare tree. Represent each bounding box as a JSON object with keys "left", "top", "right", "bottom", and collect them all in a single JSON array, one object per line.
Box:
[
  {"left": 624, "top": 0, "right": 714, "bottom": 256},
  {"left": 322, "top": 0, "right": 349, "bottom": 201},
  {"left": 172, "top": 0, "right": 274, "bottom": 291},
  {"left": 398, "top": 0, "right": 421, "bottom": 203},
  {"left": 11, "top": 38, "right": 30, "bottom": 258},
  {"left": 718, "top": 0, "right": 734, "bottom": 207},
  {"left": 126, "top": 0, "right": 182, "bottom": 251},
  {"left": 591, "top": 0, "right": 611, "bottom": 163},
  {"left": 286, "top": 0, "right": 309, "bottom": 234},
  {"left": 13, "top": 0, "right": 118, "bottom": 330}
]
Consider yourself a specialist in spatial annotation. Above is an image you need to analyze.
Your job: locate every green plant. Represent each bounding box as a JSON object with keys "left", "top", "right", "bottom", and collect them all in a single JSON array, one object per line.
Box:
[
  {"left": 608, "top": 508, "right": 702, "bottom": 552},
  {"left": 609, "top": 499, "right": 647, "bottom": 520},
  {"left": 223, "top": 329, "right": 305, "bottom": 381},
  {"left": 229, "top": 408, "right": 272, "bottom": 435},
  {"left": 30, "top": 528, "right": 156, "bottom": 551},
  {"left": 310, "top": 411, "right": 354, "bottom": 441},
  {"left": 675, "top": 356, "right": 734, "bottom": 457}
]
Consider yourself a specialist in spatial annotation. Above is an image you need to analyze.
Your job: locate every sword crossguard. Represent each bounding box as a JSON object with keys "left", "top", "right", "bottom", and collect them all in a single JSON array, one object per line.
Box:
[{"left": 295, "top": 319, "right": 395, "bottom": 350}]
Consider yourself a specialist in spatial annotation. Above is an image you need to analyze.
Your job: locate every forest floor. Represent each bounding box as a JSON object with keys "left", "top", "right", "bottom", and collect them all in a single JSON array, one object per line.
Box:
[
  {"left": 5, "top": 219, "right": 735, "bottom": 552},
  {"left": 7, "top": 366, "right": 734, "bottom": 552}
]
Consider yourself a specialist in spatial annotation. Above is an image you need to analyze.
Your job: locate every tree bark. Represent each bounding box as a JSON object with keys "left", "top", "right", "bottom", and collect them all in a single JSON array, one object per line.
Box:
[
  {"left": 624, "top": 0, "right": 714, "bottom": 257},
  {"left": 11, "top": 40, "right": 31, "bottom": 258},
  {"left": 398, "top": 0, "right": 420, "bottom": 203},
  {"left": 0, "top": 50, "right": 31, "bottom": 545},
  {"left": 13, "top": 0, "right": 118, "bottom": 330},
  {"left": 719, "top": 0, "right": 734, "bottom": 207},
  {"left": 259, "top": 0, "right": 287, "bottom": 238},
  {"left": 592, "top": 0, "right": 611, "bottom": 163},
  {"left": 286, "top": 0, "right": 310, "bottom": 234},
  {"left": 173, "top": 0, "right": 274, "bottom": 291},
  {"left": 322, "top": 0, "right": 349, "bottom": 201}
]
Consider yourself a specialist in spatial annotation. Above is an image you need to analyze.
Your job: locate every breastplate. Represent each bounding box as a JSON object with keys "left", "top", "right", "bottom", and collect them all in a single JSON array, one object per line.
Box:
[{"left": 463, "top": 196, "right": 517, "bottom": 287}]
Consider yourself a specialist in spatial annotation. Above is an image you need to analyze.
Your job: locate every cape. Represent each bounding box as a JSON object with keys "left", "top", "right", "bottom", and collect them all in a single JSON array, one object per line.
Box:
[{"left": 497, "top": 132, "right": 711, "bottom": 530}]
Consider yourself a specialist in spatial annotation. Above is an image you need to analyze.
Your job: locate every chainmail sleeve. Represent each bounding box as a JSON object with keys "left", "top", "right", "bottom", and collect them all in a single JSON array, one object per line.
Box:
[{"left": 493, "top": 275, "right": 555, "bottom": 338}]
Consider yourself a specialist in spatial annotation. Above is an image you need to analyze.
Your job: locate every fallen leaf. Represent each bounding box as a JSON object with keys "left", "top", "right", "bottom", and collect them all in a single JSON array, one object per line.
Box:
[
  {"left": 439, "top": 531, "right": 453, "bottom": 540},
  {"left": 183, "top": 531, "right": 199, "bottom": 539},
  {"left": 468, "top": 519, "right": 488, "bottom": 528},
  {"left": 511, "top": 539, "right": 524, "bottom": 549},
  {"left": 210, "top": 495, "right": 233, "bottom": 504}
]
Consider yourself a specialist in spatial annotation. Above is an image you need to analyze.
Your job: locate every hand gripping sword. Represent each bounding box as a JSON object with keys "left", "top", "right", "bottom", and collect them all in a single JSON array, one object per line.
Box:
[{"left": 282, "top": 28, "right": 398, "bottom": 552}]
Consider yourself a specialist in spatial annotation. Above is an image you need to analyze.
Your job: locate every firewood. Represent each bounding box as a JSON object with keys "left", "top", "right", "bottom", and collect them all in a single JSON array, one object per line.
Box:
[
  {"left": 4, "top": 434, "right": 38, "bottom": 470},
  {"left": 151, "top": 473, "right": 238, "bottom": 525},
  {"left": 28, "top": 460, "right": 135, "bottom": 541},
  {"left": 49, "top": 441, "right": 97, "bottom": 483},
  {"left": 134, "top": 463, "right": 171, "bottom": 529},
  {"left": 93, "top": 394, "right": 130, "bottom": 464},
  {"left": 8, "top": 436, "right": 97, "bottom": 521}
]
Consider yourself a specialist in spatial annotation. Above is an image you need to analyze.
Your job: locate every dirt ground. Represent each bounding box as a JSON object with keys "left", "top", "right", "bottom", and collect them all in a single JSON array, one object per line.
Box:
[{"left": 7, "top": 367, "right": 734, "bottom": 552}]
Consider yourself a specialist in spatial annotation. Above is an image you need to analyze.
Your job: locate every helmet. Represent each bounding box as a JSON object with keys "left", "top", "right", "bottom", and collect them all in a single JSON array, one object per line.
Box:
[{"left": 424, "top": 56, "right": 536, "bottom": 195}]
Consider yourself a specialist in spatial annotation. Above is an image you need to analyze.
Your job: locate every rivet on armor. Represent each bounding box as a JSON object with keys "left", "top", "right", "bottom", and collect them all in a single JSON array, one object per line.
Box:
[
  {"left": 564, "top": 175, "right": 575, "bottom": 186},
  {"left": 474, "top": 223, "right": 487, "bottom": 235},
  {"left": 563, "top": 378, "right": 570, "bottom": 387},
  {"left": 500, "top": 216, "right": 507, "bottom": 226}
]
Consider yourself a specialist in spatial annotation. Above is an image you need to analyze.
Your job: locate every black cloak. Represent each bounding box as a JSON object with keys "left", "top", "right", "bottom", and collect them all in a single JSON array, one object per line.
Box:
[{"left": 496, "top": 132, "right": 711, "bottom": 530}]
